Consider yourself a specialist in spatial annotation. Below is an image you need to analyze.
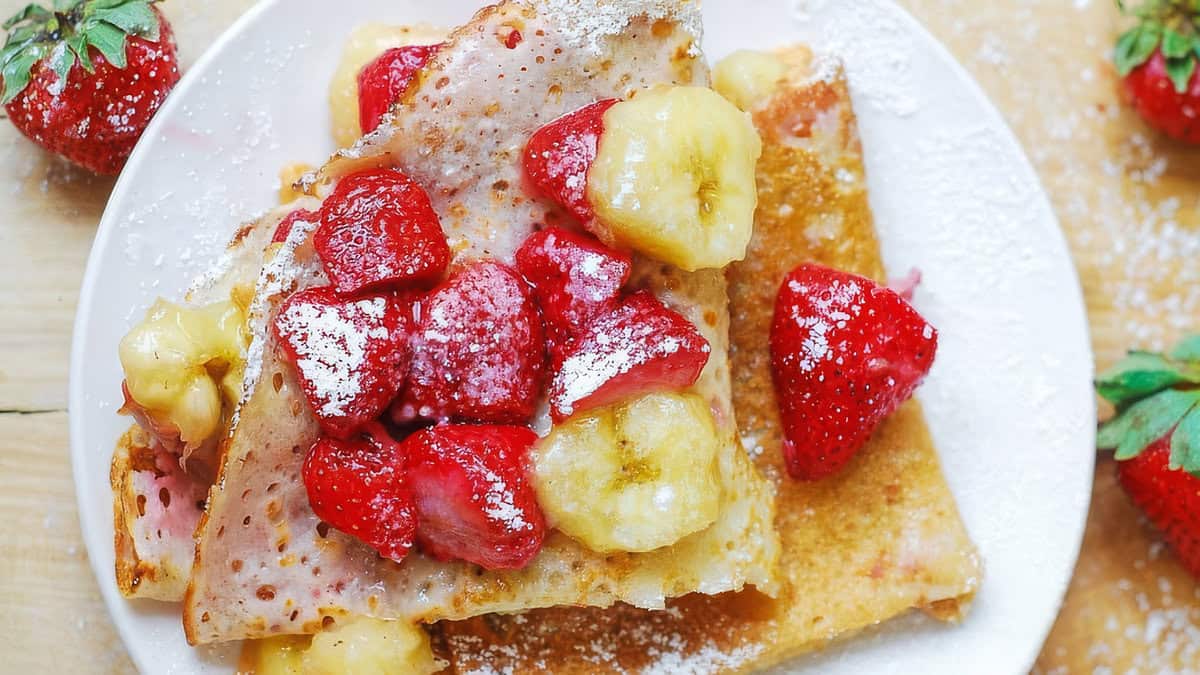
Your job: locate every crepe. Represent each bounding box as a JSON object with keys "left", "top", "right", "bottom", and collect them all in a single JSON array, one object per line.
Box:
[
  {"left": 182, "top": 0, "right": 780, "bottom": 646},
  {"left": 436, "top": 47, "right": 982, "bottom": 672},
  {"left": 111, "top": 202, "right": 313, "bottom": 601}
]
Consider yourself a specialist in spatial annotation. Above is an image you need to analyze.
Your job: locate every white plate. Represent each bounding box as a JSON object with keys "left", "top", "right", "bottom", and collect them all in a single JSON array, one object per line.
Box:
[{"left": 70, "top": 0, "right": 1096, "bottom": 673}]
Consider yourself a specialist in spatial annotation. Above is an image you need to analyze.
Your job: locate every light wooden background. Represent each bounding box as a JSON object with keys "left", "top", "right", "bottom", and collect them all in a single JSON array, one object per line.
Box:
[{"left": 1, "top": 1, "right": 1197, "bottom": 673}]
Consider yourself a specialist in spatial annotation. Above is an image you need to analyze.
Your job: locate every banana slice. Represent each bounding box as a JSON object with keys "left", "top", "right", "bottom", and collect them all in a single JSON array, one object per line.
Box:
[
  {"left": 712, "top": 49, "right": 785, "bottom": 112},
  {"left": 119, "top": 298, "right": 246, "bottom": 447},
  {"left": 587, "top": 86, "right": 762, "bottom": 272},
  {"left": 531, "top": 392, "right": 722, "bottom": 553},
  {"left": 302, "top": 617, "right": 442, "bottom": 675}
]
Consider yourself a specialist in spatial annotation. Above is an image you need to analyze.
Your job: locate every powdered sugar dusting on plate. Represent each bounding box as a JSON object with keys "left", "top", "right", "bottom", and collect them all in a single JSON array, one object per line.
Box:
[{"left": 793, "top": 0, "right": 921, "bottom": 116}]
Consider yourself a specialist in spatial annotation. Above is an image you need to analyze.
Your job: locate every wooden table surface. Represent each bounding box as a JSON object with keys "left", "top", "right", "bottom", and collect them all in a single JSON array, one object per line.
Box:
[{"left": 2, "top": 1, "right": 1197, "bottom": 673}]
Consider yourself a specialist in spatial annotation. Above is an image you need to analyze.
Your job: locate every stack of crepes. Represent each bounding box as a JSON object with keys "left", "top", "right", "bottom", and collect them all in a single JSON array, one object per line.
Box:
[{"left": 110, "top": 0, "right": 980, "bottom": 670}]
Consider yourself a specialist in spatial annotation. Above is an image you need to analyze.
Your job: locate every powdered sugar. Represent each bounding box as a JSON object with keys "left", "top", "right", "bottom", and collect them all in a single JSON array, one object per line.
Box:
[
  {"left": 538, "top": 0, "right": 702, "bottom": 55},
  {"left": 482, "top": 467, "right": 531, "bottom": 532},
  {"left": 274, "top": 295, "right": 385, "bottom": 417}
]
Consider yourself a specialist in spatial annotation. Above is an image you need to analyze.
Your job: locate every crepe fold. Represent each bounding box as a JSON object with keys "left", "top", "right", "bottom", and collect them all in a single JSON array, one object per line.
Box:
[
  {"left": 181, "top": 0, "right": 780, "bottom": 646},
  {"left": 435, "top": 47, "right": 982, "bottom": 673}
]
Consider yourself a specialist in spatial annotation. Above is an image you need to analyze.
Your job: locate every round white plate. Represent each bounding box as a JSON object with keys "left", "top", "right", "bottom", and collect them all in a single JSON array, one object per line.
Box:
[{"left": 70, "top": 0, "right": 1096, "bottom": 673}]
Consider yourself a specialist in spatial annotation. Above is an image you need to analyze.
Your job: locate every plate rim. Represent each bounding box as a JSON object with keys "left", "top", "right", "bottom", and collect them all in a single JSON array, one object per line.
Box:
[{"left": 67, "top": 1, "right": 1097, "bottom": 672}]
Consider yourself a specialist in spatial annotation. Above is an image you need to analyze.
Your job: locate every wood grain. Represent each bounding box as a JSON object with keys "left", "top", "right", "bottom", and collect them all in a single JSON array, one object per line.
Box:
[{"left": 2, "top": 0, "right": 1198, "bottom": 672}]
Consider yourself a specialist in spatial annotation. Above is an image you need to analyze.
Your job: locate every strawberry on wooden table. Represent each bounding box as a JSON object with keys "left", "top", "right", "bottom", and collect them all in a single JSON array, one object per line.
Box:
[
  {"left": 548, "top": 290, "right": 710, "bottom": 422},
  {"left": 770, "top": 263, "right": 937, "bottom": 481},
  {"left": 357, "top": 43, "right": 439, "bottom": 135},
  {"left": 1, "top": 0, "right": 180, "bottom": 174},
  {"left": 1114, "top": 0, "right": 1200, "bottom": 143},
  {"left": 401, "top": 424, "right": 545, "bottom": 570},
  {"left": 314, "top": 168, "right": 451, "bottom": 296},
  {"left": 273, "top": 287, "right": 412, "bottom": 439},
  {"left": 394, "top": 260, "right": 546, "bottom": 425},
  {"left": 302, "top": 430, "right": 416, "bottom": 563},
  {"left": 1096, "top": 335, "right": 1200, "bottom": 576}
]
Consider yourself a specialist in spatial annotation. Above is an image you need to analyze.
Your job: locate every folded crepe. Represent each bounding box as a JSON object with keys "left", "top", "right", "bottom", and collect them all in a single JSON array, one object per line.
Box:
[
  {"left": 183, "top": 0, "right": 780, "bottom": 646},
  {"left": 436, "top": 47, "right": 982, "bottom": 672},
  {"left": 112, "top": 202, "right": 311, "bottom": 601}
]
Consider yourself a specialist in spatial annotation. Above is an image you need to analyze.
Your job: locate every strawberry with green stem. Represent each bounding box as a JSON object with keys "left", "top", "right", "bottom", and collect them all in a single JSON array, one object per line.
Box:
[
  {"left": 1, "top": 0, "right": 179, "bottom": 174},
  {"left": 1114, "top": 0, "right": 1200, "bottom": 143},
  {"left": 1096, "top": 334, "right": 1200, "bottom": 576}
]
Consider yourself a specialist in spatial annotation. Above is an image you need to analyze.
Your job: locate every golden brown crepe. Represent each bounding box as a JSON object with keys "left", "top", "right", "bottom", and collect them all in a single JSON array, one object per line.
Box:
[{"left": 436, "top": 46, "right": 981, "bottom": 673}]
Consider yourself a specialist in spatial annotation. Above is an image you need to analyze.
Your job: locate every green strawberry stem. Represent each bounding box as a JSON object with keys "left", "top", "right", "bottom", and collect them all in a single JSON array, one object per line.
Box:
[
  {"left": 1097, "top": 333, "right": 1200, "bottom": 477},
  {"left": 0, "top": 0, "right": 161, "bottom": 104},
  {"left": 1115, "top": 0, "right": 1200, "bottom": 92}
]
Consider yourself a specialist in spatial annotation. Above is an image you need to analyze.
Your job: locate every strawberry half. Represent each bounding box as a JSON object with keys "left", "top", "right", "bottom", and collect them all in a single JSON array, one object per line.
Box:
[
  {"left": 514, "top": 227, "right": 632, "bottom": 368},
  {"left": 1114, "top": 1, "right": 1200, "bottom": 143},
  {"left": 357, "top": 43, "right": 439, "bottom": 135},
  {"left": 1097, "top": 334, "right": 1200, "bottom": 577},
  {"left": 548, "top": 291, "right": 710, "bottom": 422},
  {"left": 394, "top": 261, "right": 546, "bottom": 425},
  {"left": 273, "top": 287, "right": 411, "bottom": 439},
  {"left": 1, "top": 0, "right": 181, "bottom": 174},
  {"left": 522, "top": 98, "right": 618, "bottom": 223},
  {"left": 271, "top": 208, "right": 317, "bottom": 244},
  {"left": 770, "top": 263, "right": 937, "bottom": 481},
  {"left": 401, "top": 424, "right": 545, "bottom": 570},
  {"left": 314, "top": 168, "right": 451, "bottom": 296},
  {"left": 303, "top": 432, "right": 416, "bottom": 562}
]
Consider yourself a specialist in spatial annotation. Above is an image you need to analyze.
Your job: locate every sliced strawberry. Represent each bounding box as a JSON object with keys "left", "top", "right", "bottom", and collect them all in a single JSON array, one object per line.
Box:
[
  {"left": 401, "top": 424, "right": 545, "bottom": 570},
  {"left": 514, "top": 227, "right": 632, "bottom": 367},
  {"left": 303, "top": 433, "right": 415, "bottom": 562},
  {"left": 548, "top": 291, "right": 710, "bottom": 422},
  {"left": 273, "top": 287, "right": 411, "bottom": 439},
  {"left": 314, "top": 168, "right": 450, "bottom": 296},
  {"left": 522, "top": 99, "right": 619, "bottom": 223},
  {"left": 394, "top": 261, "right": 546, "bottom": 425},
  {"left": 271, "top": 208, "right": 317, "bottom": 244},
  {"left": 770, "top": 263, "right": 937, "bottom": 481},
  {"left": 357, "top": 44, "right": 440, "bottom": 135}
]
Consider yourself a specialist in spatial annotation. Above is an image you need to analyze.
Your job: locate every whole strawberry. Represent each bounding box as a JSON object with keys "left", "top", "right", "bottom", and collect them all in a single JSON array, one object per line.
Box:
[
  {"left": 1114, "top": 0, "right": 1200, "bottom": 143},
  {"left": 1096, "top": 334, "right": 1200, "bottom": 576},
  {"left": 1, "top": 0, "right": 180, "bottom": 174},
  {"left": 770, "top": 263, "right": 937, "bottom": 481}
]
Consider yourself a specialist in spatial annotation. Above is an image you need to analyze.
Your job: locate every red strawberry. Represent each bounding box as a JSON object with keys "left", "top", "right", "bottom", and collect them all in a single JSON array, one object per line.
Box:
[
  {"left": 273, "top": 287, "right": 411, "bottom": 439},
  {"left": 548, "top": 291, "right": 710, "bottom": 422},
  {"left": 1096, "top": 334, "right": 1200, "bottom": 577},
  {"left": 522, "top": 98, "right": 618, "bottom": 223},
  {"left": 357, "top": 43, "right": 439, "bottom": 135},
  {"left": 1117, "top": 438, "right": 1200, "bottom": 577},
  {"left": 394, "top": 261, "right": 546, "bottom": 425},
  {"left": 401, "top": 424, "right": 545, "bottom": 570},
  {"left": 1115, "top": 1, "right": 1200, "bottom": 143},
  {"left": 314, "top": 168, "right": 451, "bottom": 296},
  {"left": 514, "top": 227, "right": 632, "bottom": 367},
  {"left": 303, "top": 432, "right": 416, "bottom": 562},
  {"left": 770, "top": 263, "right": 937, "bottom": 480},
  {"left": 1, "top": 1, "right": 180, "bottom": 174},
  {"left": 271, "top": 208, "right": 317, "bottom": 244}
]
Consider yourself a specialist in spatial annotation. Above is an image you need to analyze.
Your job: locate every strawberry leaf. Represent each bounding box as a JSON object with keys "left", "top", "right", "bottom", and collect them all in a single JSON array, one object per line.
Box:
[
  {"left": 1162, "top": 28, "right": 1193, "bottom": 58},
  {"left": 91, "top": 4, "right": 158, "bottom": 41},
  {"left": 1095, "top": 351, "right": 1200, "bottom": 409},
  {"left": 1099, "top": 388, "right": 1200, "bottom": 459},
  {"left": 1169, "top": 405, "right": 1200, "bottom": 473},
  {"left": 1116, "top": 24, "right": 1163, "bottom": 75},
  {"left": 1165, "top": 54, "right": 1197, "bottom": 92},
  {"left": 83, "top": 19, "right": 125, "bottom": 67},
  {"left": 3, "top": 4, "right": 51, "bottom": 30},
  {"left": 1, "top": 46, "right": 41, "bottom": 104}
]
